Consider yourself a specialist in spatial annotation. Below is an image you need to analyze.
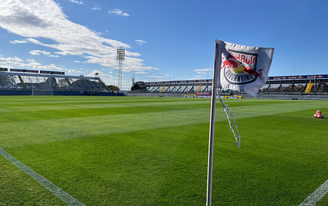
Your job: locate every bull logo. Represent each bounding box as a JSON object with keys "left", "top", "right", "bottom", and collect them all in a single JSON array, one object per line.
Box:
[{"left": 221, "top": 50, "right": 261, "bottom": 84}]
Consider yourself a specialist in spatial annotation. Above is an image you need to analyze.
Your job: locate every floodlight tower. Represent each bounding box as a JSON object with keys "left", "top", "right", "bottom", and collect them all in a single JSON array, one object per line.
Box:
[{"left": 116, "top": 47, "right": 125, "bottom": 91}]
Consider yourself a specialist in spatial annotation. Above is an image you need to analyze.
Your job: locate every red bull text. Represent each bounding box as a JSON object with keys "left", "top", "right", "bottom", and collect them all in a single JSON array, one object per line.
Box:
[{"left": 221, "top": 50, "right": 260, "bottom": 84}]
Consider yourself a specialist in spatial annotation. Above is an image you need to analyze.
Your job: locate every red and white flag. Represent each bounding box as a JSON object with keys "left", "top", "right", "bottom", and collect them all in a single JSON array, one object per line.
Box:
[{"left": 214, "top": 39, "right": 274, "bottom": 97}]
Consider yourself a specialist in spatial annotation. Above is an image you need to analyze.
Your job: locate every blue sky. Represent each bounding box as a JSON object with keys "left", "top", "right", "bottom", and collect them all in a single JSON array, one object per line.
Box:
[{"left": 0, "top": 0, "right": 327, "bottom": 89}]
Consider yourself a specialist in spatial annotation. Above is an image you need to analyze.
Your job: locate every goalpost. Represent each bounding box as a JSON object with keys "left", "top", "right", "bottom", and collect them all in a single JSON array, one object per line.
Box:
[{"left": 31, "top": 89, "right": 54, "bottom": 96}]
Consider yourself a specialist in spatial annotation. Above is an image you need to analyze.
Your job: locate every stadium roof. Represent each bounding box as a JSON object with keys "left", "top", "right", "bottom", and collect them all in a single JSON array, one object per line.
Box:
[{"left": 0, "top": 71, "right": 99, "bottom": 80}]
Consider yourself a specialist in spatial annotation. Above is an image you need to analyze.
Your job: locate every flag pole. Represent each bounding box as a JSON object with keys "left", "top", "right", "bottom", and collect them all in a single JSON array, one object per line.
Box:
[
  {"left": 206, "top": 41, "right": 221, "bottom": 206},
  {"left": 206, "top": 85, "right": 217, "bottom": 206}
]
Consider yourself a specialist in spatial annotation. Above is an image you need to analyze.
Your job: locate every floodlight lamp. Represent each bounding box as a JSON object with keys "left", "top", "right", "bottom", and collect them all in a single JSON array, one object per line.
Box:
[{"left": 116, "top": 48, "right": 125, "bottom": 60}]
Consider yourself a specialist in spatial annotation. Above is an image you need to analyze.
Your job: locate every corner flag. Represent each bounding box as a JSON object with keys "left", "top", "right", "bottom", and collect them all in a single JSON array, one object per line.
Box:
[
  {"left": 206, "top": 40, "right": 274, "bottom": 206},
  {"left": 214, "top": 39, "right": 274, "bottom": 97}
]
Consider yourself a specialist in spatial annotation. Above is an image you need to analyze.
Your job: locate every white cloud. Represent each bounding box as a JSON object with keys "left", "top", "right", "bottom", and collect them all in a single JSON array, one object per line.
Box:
[
  {"left": 194, "top": 68, "right": 213, "bottom": 74},
  {"left": 68, "top": 69, "right": 81, "bottom": 73},
  {"left": 191, "top": 75, "right": 205, "bottom": 80},
  {"left": 135, "top": 71, "right": 148, "bottom": 74},
  {"left": 145, "top": 75, "right": 162, "bottom": 78},
  {"left": 194, "top": 68, "right": 213, "bottom": 72},
  {"left": 74, "top": 60, "right": 80, "bottom": 63},
  {"left": 10, "top": 39, "right": 27, "bottom": 44},
  {"left": 29, "top": 50, "right": 51, "bottom": 56},
  {"left": 29, "top": 50, "right": 59, "bottom": 57},
  {"left": 70, "top": 0, "right": 83, "bottom": 5},
  {"left": 91, "top": 5, "right": 100, "bottom": 10},
  {"left": 84, "top": 55, "right": 157, "bottom": 73},
  {"left": 108, "top": 9, "right": 129, "bottom": 17},
  {"left": 0, "top": 55, "right": 66, "bottom": 71},
  {"left": 0, "top": 0, "right": 157, "bottom": 75},
  {"left": 135, "top": 40, "right": 145, "bottom": 46}
]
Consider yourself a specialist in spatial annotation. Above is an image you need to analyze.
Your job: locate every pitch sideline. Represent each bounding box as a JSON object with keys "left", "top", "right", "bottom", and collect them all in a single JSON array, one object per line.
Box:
[
  {"left": 0, "top": 147, "right": 85, "bottom": 206},
  {"left": 299, "top": 180, "right": 328, "bottom": 206}
]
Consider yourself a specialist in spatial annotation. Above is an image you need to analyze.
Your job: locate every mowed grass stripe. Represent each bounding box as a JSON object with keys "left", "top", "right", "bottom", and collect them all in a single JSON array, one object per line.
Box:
[
  {"left": 0, "top": 98, "right": 283, "bottom": 105},
  {"left": 0, "top": 105, "right": 204, "bottom": 124},
  {"left": 0, "top": 96, "right": 209, "bottom": 105},
  {"left": 0, "top": 97, "right": 193, "bottom": 104},
  {"left": 0, "top": 109, "right": 212, "bottom": 148},
  {"left": 0, "top": 98, "right": 197, "bottom": 107},
  {"left": 0, "top": 96, "right": 185, "bottom": 102},
  {"left": 0, "top": 99, "right": 211, "bottom": 113},
  {"left": 0, "top": 100, "right": 326, "bottom": 148},
  {"left": 0, "top": 96, "right": 298, "bottom": 113}
]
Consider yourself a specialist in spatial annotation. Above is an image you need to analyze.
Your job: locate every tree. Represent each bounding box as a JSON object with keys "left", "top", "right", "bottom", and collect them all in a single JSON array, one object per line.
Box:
[
  {"left": 108, "top": 85, "right": 119, "bottom": 92},
  {"left": 0, "top": 74, "right": 16, "bottom": 88},
  {"left": 58, "top": 78, "right": 67, "bottom": 88},
  {"left": 45, "top": 77, "right": 58, "bottom": 89}
]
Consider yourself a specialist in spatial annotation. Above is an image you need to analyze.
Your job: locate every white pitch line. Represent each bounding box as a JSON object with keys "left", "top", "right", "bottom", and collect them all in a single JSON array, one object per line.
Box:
[
  {"left": 0, "top": 147, "right": 85, "bottom": 206},
  {"left": 299, "top": 180, "right": 328, "bottom": 206}
]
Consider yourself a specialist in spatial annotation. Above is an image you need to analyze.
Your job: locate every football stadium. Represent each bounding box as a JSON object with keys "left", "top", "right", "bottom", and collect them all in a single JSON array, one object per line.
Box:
[
  {"left": 0, "top": 69, "right": 328, "bottom": 205},
  {"left": 1, "top": 1, "right": 328, "bottom": 205}
]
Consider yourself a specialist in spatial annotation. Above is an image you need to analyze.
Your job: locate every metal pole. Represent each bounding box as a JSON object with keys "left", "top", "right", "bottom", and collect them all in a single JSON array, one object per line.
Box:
[
  {"left": 118, "top": 59, "right": 122, "bottom": 91},
  {"left": 206, "top": 41, "right": 221, "bottom": 206},
  {"left": 206, "top": 86, "right": 217, "bottom": 206}
]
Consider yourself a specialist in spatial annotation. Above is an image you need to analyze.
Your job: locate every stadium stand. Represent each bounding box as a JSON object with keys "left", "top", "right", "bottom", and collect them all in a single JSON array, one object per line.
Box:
[
  {"left": 0, "top": 68, "right": 125, "bottom": 96},
  {"left": 131, "top": 74, "right": 328, "bottom": 95}
]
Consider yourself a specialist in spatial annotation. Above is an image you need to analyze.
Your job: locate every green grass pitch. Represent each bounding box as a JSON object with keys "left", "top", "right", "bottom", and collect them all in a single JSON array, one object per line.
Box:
[{"left": 0, "top": 96, "right": 327, "bottom": 205}]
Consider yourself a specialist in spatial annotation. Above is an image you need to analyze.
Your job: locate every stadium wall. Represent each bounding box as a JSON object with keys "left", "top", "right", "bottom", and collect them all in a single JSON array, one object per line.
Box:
[
  {"left": 241, "top": 94, "right": 328, "bottom": 101},
  {"left": 127, "top": 92, "right": 185, "bottom": 97},
  {"left": 0, "top": 90, "right": 125, "bottom": 96},
  {"left": 0, "top": 90, "right": 32, "bottom": 95},
  {"left": 127, "top": 92, "right": 328, "bottom": 101},
  {"left": 53, "top": 91, "right": 125, "bottom": 96}
]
